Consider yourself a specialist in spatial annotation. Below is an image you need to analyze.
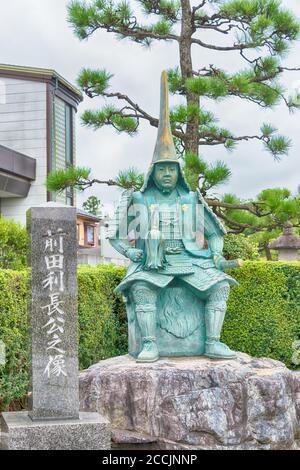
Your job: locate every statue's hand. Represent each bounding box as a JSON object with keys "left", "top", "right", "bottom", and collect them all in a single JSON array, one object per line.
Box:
[
  {"left": 213, "top": 255, "right": 226, "bottom": 270},
  {"left": 214, "top": 255, "right": 243, "bottom": 270},
  {"left": 125, "top": 248, "right": 144, "bottom": 262}
]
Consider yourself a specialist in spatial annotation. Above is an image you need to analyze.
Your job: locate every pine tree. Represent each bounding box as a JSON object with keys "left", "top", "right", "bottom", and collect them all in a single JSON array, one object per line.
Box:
[
  {"left": 69, "top": 0, "right": 300, "bottom": 159},
  {"left": 82, "top": 195, "right": 102, "bottom": 215},
  {"left": 47, "top": 0, "right": 300, "bottom": 233}
]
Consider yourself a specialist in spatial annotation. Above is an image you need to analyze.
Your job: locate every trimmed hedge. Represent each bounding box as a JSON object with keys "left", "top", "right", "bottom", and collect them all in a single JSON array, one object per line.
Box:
[
  {"left": 0, "top": 270, "right": 29, "bottom": 410},
  {"left": 0, "top": 266, "right": 127, "bottom": 411},
  {"left": 0, "top": 262, "right": 299, "bottom": 411},
  {"left": 224, "top": 261, "right": 300, "bottom": 367},
  {"left": 78, "top": 265, "right": 127, "bottom": 368},
  {"left": 0, "top": 218, "right": 28, "bottom": 269}
]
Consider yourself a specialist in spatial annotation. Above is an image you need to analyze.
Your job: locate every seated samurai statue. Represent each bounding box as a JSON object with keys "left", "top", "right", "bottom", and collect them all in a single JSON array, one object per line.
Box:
[{"left": 108, "top": 71, "right": 239, "bottom": 363}]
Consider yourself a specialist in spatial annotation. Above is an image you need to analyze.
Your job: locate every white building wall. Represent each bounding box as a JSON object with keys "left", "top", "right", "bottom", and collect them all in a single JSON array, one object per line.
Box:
[
  {"left": 0, "top": 77, "right": 47, "bottom": 225},
  {"left": 99, "top": 225, "right": 129, "bottom": 267}
]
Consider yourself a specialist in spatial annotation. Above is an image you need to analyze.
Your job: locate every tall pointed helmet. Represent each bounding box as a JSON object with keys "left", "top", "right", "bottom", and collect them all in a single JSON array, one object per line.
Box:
[
  {"left": 152, "top": 70, "right": 178, "bottom": 164},
  {"left": 141, "top": 71, "right": 190, "bottom": 192}
]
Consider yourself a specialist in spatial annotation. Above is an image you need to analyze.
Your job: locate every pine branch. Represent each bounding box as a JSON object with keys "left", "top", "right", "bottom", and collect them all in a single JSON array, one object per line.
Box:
[
  {"left": 79, "top": 68, "right": 291, "bottom": 157},
  {"left": 187, "top": 63, "right": 284, "bottom": 108},
  {"left": 211, "top": 186, "right": 300, "bottom": 234},
  {"left": 199, "top": 131, "right": 259, "bottom": 144},
  {"left": 68, "top": 0, "right": 179, "bottom": 44},
  {"left": 199, "top": 131, "right": 290, "bottom": 159},
  {"left": 191, "top": 36, "right": 256, "bottom": 51},
  {"left": 102, "top": 91, "right": 158, "bottom": 126},
  {"left": 190, "top": 0, "right": 300, "bottom": 55},
  {"left": 80, "top": 178, "right": 118, "bottom": 189},
  {"left": 214, "top": 209, "right": 289, "bottom": 235},
  {"left": 81, "top": 82, "right": 185, "bottom": 138},
  {"left": 192, "top": 0, "right": 206, "bottom": 13},
  {"left": 206, "top": 198, "right": 269, "bottom": 217},
  {"left": 47, "top": 165, "right": 145, "bottom": 192},
  {"left": 104, "top": 26, "right": 179, "bottom": 43},
  {"left": 81, "top": 106, "right": 138, "bottom": 134},
  {"left": 279, "top": 66, "right": 300, "bottom": 72},
  {"left": 138, "top": 0, "right": 181, "bottom": 23},
  {"left": 186, "top": 60, "right": 300, "bottom": 112}
]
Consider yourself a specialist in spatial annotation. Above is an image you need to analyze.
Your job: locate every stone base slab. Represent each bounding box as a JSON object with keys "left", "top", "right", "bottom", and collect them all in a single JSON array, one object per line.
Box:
[{"left": 1, "top": 411, "right": 111, "bottom": 450}]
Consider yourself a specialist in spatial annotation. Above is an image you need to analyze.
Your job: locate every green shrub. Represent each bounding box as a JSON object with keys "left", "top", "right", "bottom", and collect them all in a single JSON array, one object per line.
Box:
[
  {"left": 0, "top": 265, "right": 127, "bottom": 411},
  {"left": 0, "top": 218, "right": 28, "bottom": 269},
  {"left": 224, "top": 233, "right": 259, "bottom": 260},
  {"left": 78, "top": 265, "right": 127, "bottom": 369},
  {"left": 0, "top": 270, "right": 29, "bottom": 410},
  {"left": 0, "top": 262, "right": 299, "bottom": 411}
]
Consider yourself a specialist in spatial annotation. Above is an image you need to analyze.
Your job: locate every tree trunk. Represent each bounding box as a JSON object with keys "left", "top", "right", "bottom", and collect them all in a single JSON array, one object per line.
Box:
[
  {"left": 263, "top": 241, "right": 272, "bottom": 261},
  {"left": 179, "top": 0, "right": 199, "bottom": 156}
]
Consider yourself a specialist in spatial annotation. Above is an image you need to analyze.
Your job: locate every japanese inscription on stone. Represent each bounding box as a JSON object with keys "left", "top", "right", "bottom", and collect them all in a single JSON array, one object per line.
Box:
[
  {"left": 27, "top": 204, "right": 79, "bottom": 420},
  {"left": 42, "top": 229, "right": 67, "bottom": 379}
]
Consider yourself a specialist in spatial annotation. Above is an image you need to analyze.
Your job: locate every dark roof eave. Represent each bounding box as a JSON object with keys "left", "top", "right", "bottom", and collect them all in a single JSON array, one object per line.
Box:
[
  {"left": 76, "top": 209, "right": 101, "bottom": 222},
  {"left": 0, "top": 144, "right": 36, "bottom": 181}
]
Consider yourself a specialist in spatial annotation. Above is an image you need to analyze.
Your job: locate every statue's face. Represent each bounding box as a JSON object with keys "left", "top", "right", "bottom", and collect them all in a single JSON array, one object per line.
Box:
[{"left": 153, "top": 162, "right": 179, "bottom": 193}]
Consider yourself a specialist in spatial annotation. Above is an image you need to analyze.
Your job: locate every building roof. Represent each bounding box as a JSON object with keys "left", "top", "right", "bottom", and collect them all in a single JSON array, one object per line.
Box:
[
  {"left": 269, "top": 223, "right": 300, "bottom": 250},
  {"left": 76, "top": 209, "right": 101, "bottom": 222},
  {"left": 0, "top": 144, "right": 36, "bottom": 197},
  {"left": 0, "top": 63, "right": 83, "bottom": 102}
]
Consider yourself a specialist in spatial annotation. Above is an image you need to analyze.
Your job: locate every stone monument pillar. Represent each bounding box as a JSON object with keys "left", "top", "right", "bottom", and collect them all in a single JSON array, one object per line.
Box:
[
  {"left": 1, "top": 203, "right": 111, "bottom": 450},
  {"left": 29, "top": 204, "right": 79, "bottom": 420}
]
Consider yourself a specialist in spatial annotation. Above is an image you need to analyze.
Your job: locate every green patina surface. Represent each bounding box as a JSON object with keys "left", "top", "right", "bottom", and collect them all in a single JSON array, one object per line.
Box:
[{"left": 108, "top": 72, "right": 240, "bottom": 362}]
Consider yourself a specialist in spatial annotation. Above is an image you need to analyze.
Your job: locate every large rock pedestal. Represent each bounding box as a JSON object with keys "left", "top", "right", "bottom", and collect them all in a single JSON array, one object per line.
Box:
[{"left": 80, "top": 353, "right": 300, "bottom": 450}]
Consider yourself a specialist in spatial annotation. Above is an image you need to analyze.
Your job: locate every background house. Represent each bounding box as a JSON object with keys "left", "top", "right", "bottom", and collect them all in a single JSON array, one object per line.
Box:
[
  {"left": 0, "top": 63, "right": 82, "bottom": 223},
  {"left": 77, "top": 209, "right": 101, "bottom": 266},
  {"left": 76, "top": 210, "right": 130, "bottom": 267},
  {"left": 0, "top": 63, "right": 130, "bottom": 267}
]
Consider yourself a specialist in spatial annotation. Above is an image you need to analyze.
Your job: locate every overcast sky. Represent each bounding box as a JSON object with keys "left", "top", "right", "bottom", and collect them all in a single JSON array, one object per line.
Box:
[{"left": 1, "top": 0, "right": 300, "bottom": 212}]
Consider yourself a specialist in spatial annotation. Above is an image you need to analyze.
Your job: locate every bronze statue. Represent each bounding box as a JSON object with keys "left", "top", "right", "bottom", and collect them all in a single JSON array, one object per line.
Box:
[{"left": 108, "top": 71, "right": 239, "bottom": 362}]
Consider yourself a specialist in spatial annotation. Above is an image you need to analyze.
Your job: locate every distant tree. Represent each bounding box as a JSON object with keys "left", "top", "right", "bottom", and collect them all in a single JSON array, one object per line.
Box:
[
  {"left": 82, "top": 195, "right": 102, "bottom": 215},
  {"left": 69, "top": 0, "right": 300, "bottom": 163}
]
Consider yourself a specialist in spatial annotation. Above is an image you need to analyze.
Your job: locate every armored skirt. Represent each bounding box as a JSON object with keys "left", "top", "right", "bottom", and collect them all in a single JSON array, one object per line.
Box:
[{"left": 115, "top": 251, "right": 238, "bottom": 296}]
